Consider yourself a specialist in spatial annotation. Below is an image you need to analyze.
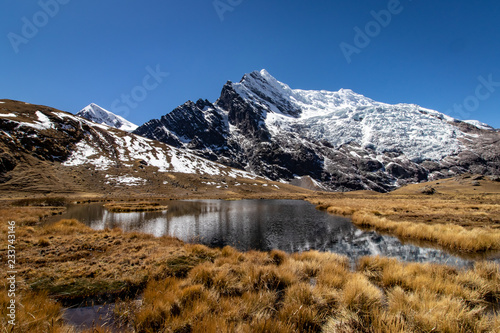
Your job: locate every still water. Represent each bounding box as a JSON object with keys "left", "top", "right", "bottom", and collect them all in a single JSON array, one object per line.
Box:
[{"left": 55, "top": 199, "right": 497, "bottom": 267}]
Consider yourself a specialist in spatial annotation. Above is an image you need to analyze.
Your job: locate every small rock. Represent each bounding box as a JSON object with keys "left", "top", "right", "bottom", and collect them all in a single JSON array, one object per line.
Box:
[
  {"left": 488, "top": 175, "right": 500, "bottom": 182},
  {"left": 420, "top": 186, "right": 436, "bottom": 195}
]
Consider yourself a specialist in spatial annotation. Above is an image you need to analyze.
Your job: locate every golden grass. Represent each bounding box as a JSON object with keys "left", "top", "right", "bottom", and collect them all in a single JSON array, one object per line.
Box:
[
  {"left": 352, "top": 211, "right": 500, "bottom": 252},
  {"left": 358, "top": 256, "right": 500, "bottom": 307},
  {"left": 133, "top": 246, "right": 344, "bottom": 332},
  {"left": 42, "top": 218, "right": 94, "bottom": 235},
  {"left": 357, "top": 256, "right": 500, "bottom": 332},
  {"left": 1, "top": 202, "right": 499, "bottom": 332},
  {"left": 131, "top": 246, "right": 499, "bottom": 332},
  {"left": 309, "top": 192, "right": 500, "bottom": 253},
  {"left": 136, "top": 251, "right": 500, "bottom": 332},
  {"left": 103, "top": 201, "right": 168, "bottom": 212},
  {"left": 342, "top": 273, "right": 383, "bottom": 315},
  {"left": 0, "top": 288, "right": 75, "bottom": 332},
  {"left": 0, "top": 212, "right": 190, "bottom": 306},
  {"left": 0, "top": 206, "right": 65, "bottom": 226}
]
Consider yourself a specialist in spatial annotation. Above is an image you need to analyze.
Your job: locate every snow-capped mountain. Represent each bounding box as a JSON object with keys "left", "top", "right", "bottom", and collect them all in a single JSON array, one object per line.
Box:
[
  {"left": 1, "top": 99, "right": 295, "bottom": 195},
  {"left": 77, "top": 103, "right": 138, "bottom": 132},
  {"left": 134, "top": 69, "right": 500, "bottom": 192}
]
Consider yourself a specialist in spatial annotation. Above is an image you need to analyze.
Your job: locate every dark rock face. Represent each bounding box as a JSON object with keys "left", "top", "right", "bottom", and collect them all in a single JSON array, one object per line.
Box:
[
  {"left": 0, "top": 143, "right": 16, "bottom": 182},
  {"left": 237, "top": 72, "right": 302, "bottom": 118},
  {"left": 133, "top": 72, "right": 500, "bottom": 192},
  {"left": 0, "top": 104, "right": 85, "bottom": 162},
  {"left": 134, "top": 99, "right": 230, "bottom": 162},
  {"left": 0, "top": 100, "right": 91, "bottom": 183},
  {"left": 217, "top": 82, "right": 270, "bottom": 142}
]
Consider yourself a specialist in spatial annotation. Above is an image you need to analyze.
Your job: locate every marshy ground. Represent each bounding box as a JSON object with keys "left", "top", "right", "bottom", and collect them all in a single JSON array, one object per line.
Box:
[
  {"left": 0, "top": 175, "right": 499, "bottom": 332},
  {"left": 310, "top": 175, "right": 500, "bottom": 254}
]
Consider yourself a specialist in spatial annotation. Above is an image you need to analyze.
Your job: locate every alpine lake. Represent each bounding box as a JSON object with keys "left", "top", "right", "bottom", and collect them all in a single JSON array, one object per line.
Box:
[
  {"left": 54, "top": 199, "right": 499, "bottom": 330},
  {"left": 51, "top": 199, "right": 498, "bottom": 267}
]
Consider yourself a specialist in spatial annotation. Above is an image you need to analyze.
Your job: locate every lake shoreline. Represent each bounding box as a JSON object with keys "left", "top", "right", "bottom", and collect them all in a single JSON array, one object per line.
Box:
[{"left": 1, "top": 177, "right": 499, "bottom": 332}]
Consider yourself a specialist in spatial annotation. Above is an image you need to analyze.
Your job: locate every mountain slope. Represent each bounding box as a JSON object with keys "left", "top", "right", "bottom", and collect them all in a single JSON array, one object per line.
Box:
[
  {"left": 134, "top": 70, "right": 500, "bottom": 192},
  {"left": 77, "top": 103, "right": 138, "bottom": 132},
  {"left": 0, "top": 99, "right": 308, "bottom": 196}
]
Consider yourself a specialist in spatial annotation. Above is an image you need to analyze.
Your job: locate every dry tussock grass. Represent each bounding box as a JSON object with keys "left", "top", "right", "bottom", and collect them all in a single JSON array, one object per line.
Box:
[
  {"left": 0, "top": 206, "right": 65, "bottom": 226},
  {"left": 0, "top": 288, "right": 76, "bottom": 332},
  {"left": 358, "top": 256, "right": 500, "bottom": 332},
  {"left": 0, "top": 214, "right": 189, "bottom": 306},
  {"left": 133, "top": 246, "right": 349, "bottom": 332},
  {"left": 353, "top": 211, "right": 500, "bottom": 252},
  {"left": 104, "top": 201, "right": 168, "bottom": 212},
  {"left": 131, "top": 248, "right": 499, "bottom": 332},
  {"left": 309, "top": 193, "right": 500, "bottom": 253},
  {"left": 1, "top": 204, "right": 499, "bottom": 332}
]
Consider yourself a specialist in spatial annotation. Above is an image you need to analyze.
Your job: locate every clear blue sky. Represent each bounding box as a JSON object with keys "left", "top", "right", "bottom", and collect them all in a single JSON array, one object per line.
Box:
[{"left": 2, "top": 0, "right": 500, "bottom": 128}]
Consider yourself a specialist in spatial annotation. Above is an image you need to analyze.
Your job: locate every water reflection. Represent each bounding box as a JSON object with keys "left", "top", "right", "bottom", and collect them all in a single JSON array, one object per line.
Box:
[{"left": 55, "top": 200, "right": 498, "bottom": 267}]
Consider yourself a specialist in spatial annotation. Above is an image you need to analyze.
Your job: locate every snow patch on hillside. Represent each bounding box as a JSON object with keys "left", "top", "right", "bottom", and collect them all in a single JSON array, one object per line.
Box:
[
  {"left": 63, "top": 141, "right": 114, "bottom": 170},
  {"left": 60, "top": 117, "right": 259, "bottom": 180},
  {"left": 105, "top": 175, "right": 146, "bottom": 186},
  {"left": 463, "top": 120, "right": 494, "bottom": 130}
]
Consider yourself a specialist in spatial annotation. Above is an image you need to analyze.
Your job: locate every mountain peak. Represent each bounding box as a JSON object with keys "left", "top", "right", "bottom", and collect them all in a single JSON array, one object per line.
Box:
[
  {"left": 338, "top": 88, "right": 355, "bottom": 94},
  {"left": 234, "top": 69, "right": 301, "bottom": 117},
  {"left": 241, "top": 69, "right": 292, "bottom": 91},
  {"left": 249, "top": 69, "right": 276, "bottom": 82},
  {"left": 259, "top": 68, "right": 271, "bottom": 76},
  {"left": 135, "top": 69, "right": 500, "bottom": 192},
  {"left": 77, "top": 103, "right": 138, "bottom": 132}
]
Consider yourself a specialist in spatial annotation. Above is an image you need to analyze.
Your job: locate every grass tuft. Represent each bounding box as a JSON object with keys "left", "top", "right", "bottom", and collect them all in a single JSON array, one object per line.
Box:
[
  {"left": 310, "top": 192, "right": 500, "bottom": 253},
  {"left": 104, "top": 201, "right": 168, "bottom": 212}
]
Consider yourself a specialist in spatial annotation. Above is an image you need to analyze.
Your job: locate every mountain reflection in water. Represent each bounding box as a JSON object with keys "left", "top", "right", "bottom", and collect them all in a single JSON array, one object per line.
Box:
[{"left": 54, "top": 200, "right": 499, "bottom": 267}]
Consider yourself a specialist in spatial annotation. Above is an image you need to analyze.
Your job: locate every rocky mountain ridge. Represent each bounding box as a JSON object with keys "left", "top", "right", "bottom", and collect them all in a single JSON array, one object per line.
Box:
[
  {"left": 0, "top": 99, "right": 306, "bottom": 196},
  {"left": 134, "top": 70, "right": 500, "bottom": 192}
]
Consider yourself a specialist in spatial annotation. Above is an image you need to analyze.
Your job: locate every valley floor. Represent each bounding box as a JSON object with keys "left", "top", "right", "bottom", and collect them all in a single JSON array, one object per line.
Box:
[{"left": 1, "top": 176, "right": 499, "bottom": 332}]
